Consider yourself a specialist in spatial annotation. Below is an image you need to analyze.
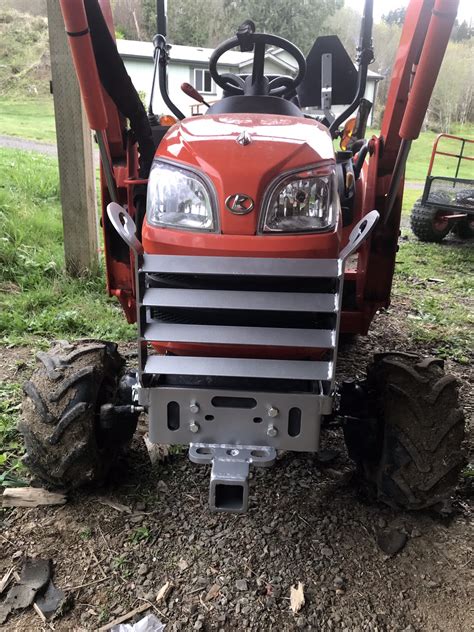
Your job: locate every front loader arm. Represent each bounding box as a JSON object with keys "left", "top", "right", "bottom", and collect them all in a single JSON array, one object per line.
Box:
[
  {"left": 58, "top": 0, "right": 125, "bottom": 169},
  {"left": 361, "top": 0, "right": 458, "bottom": 309},
  {"left": 58, "top": 0, "right": 154, "bottom": 322}
]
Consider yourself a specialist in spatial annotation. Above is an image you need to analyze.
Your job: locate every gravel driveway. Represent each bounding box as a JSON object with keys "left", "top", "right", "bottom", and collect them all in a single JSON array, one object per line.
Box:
[{"left": 0, "top": 134, "right": 58, "bottom": 156}]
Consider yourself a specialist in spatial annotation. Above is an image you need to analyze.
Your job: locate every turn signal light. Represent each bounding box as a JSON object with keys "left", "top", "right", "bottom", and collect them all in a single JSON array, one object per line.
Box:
[{"left": 159, "top": 115, "right": 177, "bottom": 126}]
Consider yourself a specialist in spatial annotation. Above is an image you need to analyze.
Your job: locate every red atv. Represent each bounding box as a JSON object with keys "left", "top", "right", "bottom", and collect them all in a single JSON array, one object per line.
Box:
[
  {"left": 411, "top": 133, "right": 474, "bottom": 242},
  {"left": 20, "top": 0, "right": 465, "bottom": 513}
]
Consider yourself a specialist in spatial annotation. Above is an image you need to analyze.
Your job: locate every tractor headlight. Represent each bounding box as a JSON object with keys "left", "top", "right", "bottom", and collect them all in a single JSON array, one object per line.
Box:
[
  {"left": 260, "top": 168, "right": 338, "bottom": 233},
  {"left": 147, "top": 160, "right": 217, "bottom": 231}
]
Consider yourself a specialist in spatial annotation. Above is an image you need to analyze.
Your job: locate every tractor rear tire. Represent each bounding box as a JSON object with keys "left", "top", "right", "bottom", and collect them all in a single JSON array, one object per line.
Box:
[
  {"left": 19, "top": 340, "right": 136, "bottom": 490},
  {"left": 345, "top": 353, "right": 465, "bottom": 510},
  {"left": 410, "top": 197, "right": 451, "bottom": 242}
]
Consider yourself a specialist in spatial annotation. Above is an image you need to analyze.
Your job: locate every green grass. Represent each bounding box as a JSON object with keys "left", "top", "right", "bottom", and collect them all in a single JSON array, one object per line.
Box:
[
  {"left": 0, "top": 9, "right": 50, "bottom": 101},
  {"left": 369, "top": 123, "right": 474, "bottom": 182},
  {"left": 406, "top": 125, "right": 474, "bottom": 181},
  {"left": 0, "top": 147, "right": 134, "bottom": 345},
  {"left": 0, "top": 147, "right": 134, "bottom": 482},
  {"left": 397, "top": 185, "right": 473, "bottom": 363},
  {"left": 0, "top": 98, "right": 56, "bottom": 143},
  {"left": 394, "top": 238, "right": 474, "bottom": 363},
  {"left": 401, "top": 188, "right": 420, "bottom": 217},
  {"left": 399, "top": 183, "right": 473, "bottom": 365},
  {"left": 0, "top": 381, "right": 26, "bottom": 486}
]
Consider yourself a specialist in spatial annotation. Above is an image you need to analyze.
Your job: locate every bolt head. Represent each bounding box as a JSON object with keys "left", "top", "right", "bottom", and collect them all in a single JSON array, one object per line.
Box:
[
  {"left": 190, "top": 402, "right": 200, "bottom": 414},
  {"left": 267, "top": 424, "right": 278, "bottom": 438},
  {"left": 189, "top": 421, "right": 200, "bottom": 433},
  {"left": 267, "top": 407, "right": 279, "bottom": 418}
]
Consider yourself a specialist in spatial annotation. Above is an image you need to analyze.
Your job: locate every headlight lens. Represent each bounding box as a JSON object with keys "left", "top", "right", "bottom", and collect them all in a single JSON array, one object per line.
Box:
[
  {"left": 261, "top": 169, "right": 337, "bottom": 233},
  {"left": 147, "top": 161, "right": 216, "bottom": 231}
]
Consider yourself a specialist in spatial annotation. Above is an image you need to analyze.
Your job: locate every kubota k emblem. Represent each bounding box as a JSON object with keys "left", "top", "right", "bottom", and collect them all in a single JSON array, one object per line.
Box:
[{"left": 225, "top": 194, "right": 255, "bottom": 215}]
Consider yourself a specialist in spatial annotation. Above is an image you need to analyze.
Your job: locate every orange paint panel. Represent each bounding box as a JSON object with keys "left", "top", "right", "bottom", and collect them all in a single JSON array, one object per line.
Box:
[{"left": 154, "top": 113, "right": 336, "bottom": 236}]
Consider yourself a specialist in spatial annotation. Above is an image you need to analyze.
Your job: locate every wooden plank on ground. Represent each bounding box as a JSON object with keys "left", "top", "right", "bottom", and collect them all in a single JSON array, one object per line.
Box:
[{"left": 2, "top": 487, "right": 67, "bottom": 507}]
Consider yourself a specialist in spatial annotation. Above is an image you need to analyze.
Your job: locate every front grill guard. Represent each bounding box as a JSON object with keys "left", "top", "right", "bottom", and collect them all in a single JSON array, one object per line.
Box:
[
  {"left": 106, "top": 203, "right": 379, "bottom": 512},
  {"left": 136, "top": 254, "right": 342, "bottom": 395}
]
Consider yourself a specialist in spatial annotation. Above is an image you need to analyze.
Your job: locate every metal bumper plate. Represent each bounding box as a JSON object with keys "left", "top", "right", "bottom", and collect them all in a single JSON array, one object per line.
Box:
[{"left": 141, "top": 386, "right": 331, "bottom": 452}]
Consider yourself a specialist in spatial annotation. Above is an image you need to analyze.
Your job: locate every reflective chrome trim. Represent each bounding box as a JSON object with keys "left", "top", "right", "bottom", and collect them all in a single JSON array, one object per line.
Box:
[{"left": 236, "top": 130, "right": 252, "bottom": 146}]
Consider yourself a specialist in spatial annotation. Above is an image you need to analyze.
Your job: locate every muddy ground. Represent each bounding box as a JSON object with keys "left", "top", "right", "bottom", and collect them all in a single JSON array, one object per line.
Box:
[{"left": 0, "top": 299, "right": 472, "bottom": 632}]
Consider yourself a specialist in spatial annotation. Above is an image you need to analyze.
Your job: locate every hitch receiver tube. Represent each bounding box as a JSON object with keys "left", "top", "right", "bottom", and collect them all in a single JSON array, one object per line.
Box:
[{"left": 189, "top": 444, "right": 276, "bottom": 513}]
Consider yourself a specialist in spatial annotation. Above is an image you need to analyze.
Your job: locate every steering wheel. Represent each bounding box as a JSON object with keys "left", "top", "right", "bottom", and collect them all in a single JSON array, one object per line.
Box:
[{"left": 209, "top": 24, "right": 306, "bottom": 99}]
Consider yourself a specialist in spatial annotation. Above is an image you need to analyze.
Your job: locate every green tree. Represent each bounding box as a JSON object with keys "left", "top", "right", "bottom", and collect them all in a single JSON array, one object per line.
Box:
[
  {"left": 324, "top": 5, "right": 362, "bottom": 59},
  {"left": 382, "top": 7, "right": 406, "bottom": 27},
  {"left": 141, "top": 0, "right": 225, "bottom": 44},
  {"left": 429, "top": 40, "right": 474, "bottom": 131},
  {"left": 141, "top": 0, "right": 343, "bottom": 51},
  {"left": 370, "top": 20, "right": 403, "bottom": 126},
  {"left": 224, "top": 0, "right": 343, "bottom": 53},
  {"left": 450, "top": 19, "right": 473, "bottom": 42}
]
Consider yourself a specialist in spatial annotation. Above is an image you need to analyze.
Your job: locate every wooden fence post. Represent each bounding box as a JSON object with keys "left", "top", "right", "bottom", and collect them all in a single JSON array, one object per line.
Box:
[{"left": 47, "top": 0, "right": 99, "bottom": 275}]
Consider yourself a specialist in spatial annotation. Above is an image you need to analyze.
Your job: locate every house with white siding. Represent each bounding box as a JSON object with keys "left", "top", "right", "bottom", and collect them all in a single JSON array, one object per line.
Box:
[{"left": 117, "top": 39, "right": 382, "bottom": 123}]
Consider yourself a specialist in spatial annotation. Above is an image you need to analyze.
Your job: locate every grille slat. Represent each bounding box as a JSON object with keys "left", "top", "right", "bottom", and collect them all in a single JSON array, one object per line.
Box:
[
  {"left": 142, "top": 288, "right": 337, "bottom": 313},
  {"left": 143, "top": 321, "right": 335, "bottom": 349},
  {"left": 144, "top": 355, "right": 332, "bottom": 381},
  {"left": 142, "top": 254, "right": 341, "bottom": 278}
]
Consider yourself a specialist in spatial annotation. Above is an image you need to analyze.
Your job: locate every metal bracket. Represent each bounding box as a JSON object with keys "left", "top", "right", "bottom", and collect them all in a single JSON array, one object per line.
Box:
[
  {"left": 339, "top": 209, "right": 379, "bottom": 262},
  {"left": 107, "top": 202, "right": 144, "bottom": 255},
  {"left": 321, "top": 52, "right": 335, "bottom": 124},
  {"left": 189, "top": 443, "right": 275, "bottom": 513}
]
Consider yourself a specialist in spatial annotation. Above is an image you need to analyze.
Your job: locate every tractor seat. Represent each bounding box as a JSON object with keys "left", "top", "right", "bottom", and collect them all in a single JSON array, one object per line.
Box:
[{"left": 207, "top": 95, "right": 304, "bottom": 118}]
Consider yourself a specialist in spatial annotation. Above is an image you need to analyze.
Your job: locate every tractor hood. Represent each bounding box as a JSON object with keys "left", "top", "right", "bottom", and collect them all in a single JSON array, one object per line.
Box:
[{"left": 155, "top": 113, "right": 335, "bottom": 235}]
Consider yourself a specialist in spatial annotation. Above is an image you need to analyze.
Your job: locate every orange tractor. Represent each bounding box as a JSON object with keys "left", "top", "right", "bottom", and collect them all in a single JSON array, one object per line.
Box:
[{"left": 20, "top": 0, "right": 465, "bottom": 512}]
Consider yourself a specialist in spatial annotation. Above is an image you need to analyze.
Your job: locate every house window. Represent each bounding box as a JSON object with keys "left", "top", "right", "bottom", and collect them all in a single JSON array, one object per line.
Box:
[{"left": 194, "top": 69, "right": 214, "bottom": 94}]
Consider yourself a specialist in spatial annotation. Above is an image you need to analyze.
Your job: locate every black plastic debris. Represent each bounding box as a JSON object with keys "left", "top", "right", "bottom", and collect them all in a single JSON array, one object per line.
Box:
[
  {"left": 1, "top": 557, "right": 52, "bottom": 624},
  {"left": 35, "top": 580, "right": 66, "bottom": 620}
]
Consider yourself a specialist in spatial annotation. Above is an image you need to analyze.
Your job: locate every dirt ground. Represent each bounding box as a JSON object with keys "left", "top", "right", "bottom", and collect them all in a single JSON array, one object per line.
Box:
[{"left": 0, "top": 300, "right": 472, "bottom": 632}]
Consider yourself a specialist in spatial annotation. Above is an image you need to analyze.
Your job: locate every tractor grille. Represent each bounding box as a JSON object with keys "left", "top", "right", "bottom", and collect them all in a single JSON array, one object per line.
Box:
[{"left": 136, "top": 254, "right": 343, "bottom": 395}]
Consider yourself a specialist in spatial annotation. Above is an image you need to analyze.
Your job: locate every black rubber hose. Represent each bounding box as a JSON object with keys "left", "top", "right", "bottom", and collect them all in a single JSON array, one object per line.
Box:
[
  {"left": 84, "top": 0, "right": 155, "bottom": 178},
  {"left": 353, "top": 141, "right": 369, "bottom": 179}
]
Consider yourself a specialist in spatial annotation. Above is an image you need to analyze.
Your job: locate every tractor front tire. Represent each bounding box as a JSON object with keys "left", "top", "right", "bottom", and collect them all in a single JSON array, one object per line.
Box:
[
  {"left": 345, "top": 353, "right": 465, "bottom": 511},
  {"left": 410, "top": 197, "right": 451, "bottom": 242},
  {"left": 19, "top": 340, "right": 135, "bottom": 490}
]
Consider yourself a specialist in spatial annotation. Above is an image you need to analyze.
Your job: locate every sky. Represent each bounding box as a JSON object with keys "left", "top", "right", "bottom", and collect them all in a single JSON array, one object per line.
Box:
[{"left": 344, "top": 0, "right": 474, "bottom": 24}]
